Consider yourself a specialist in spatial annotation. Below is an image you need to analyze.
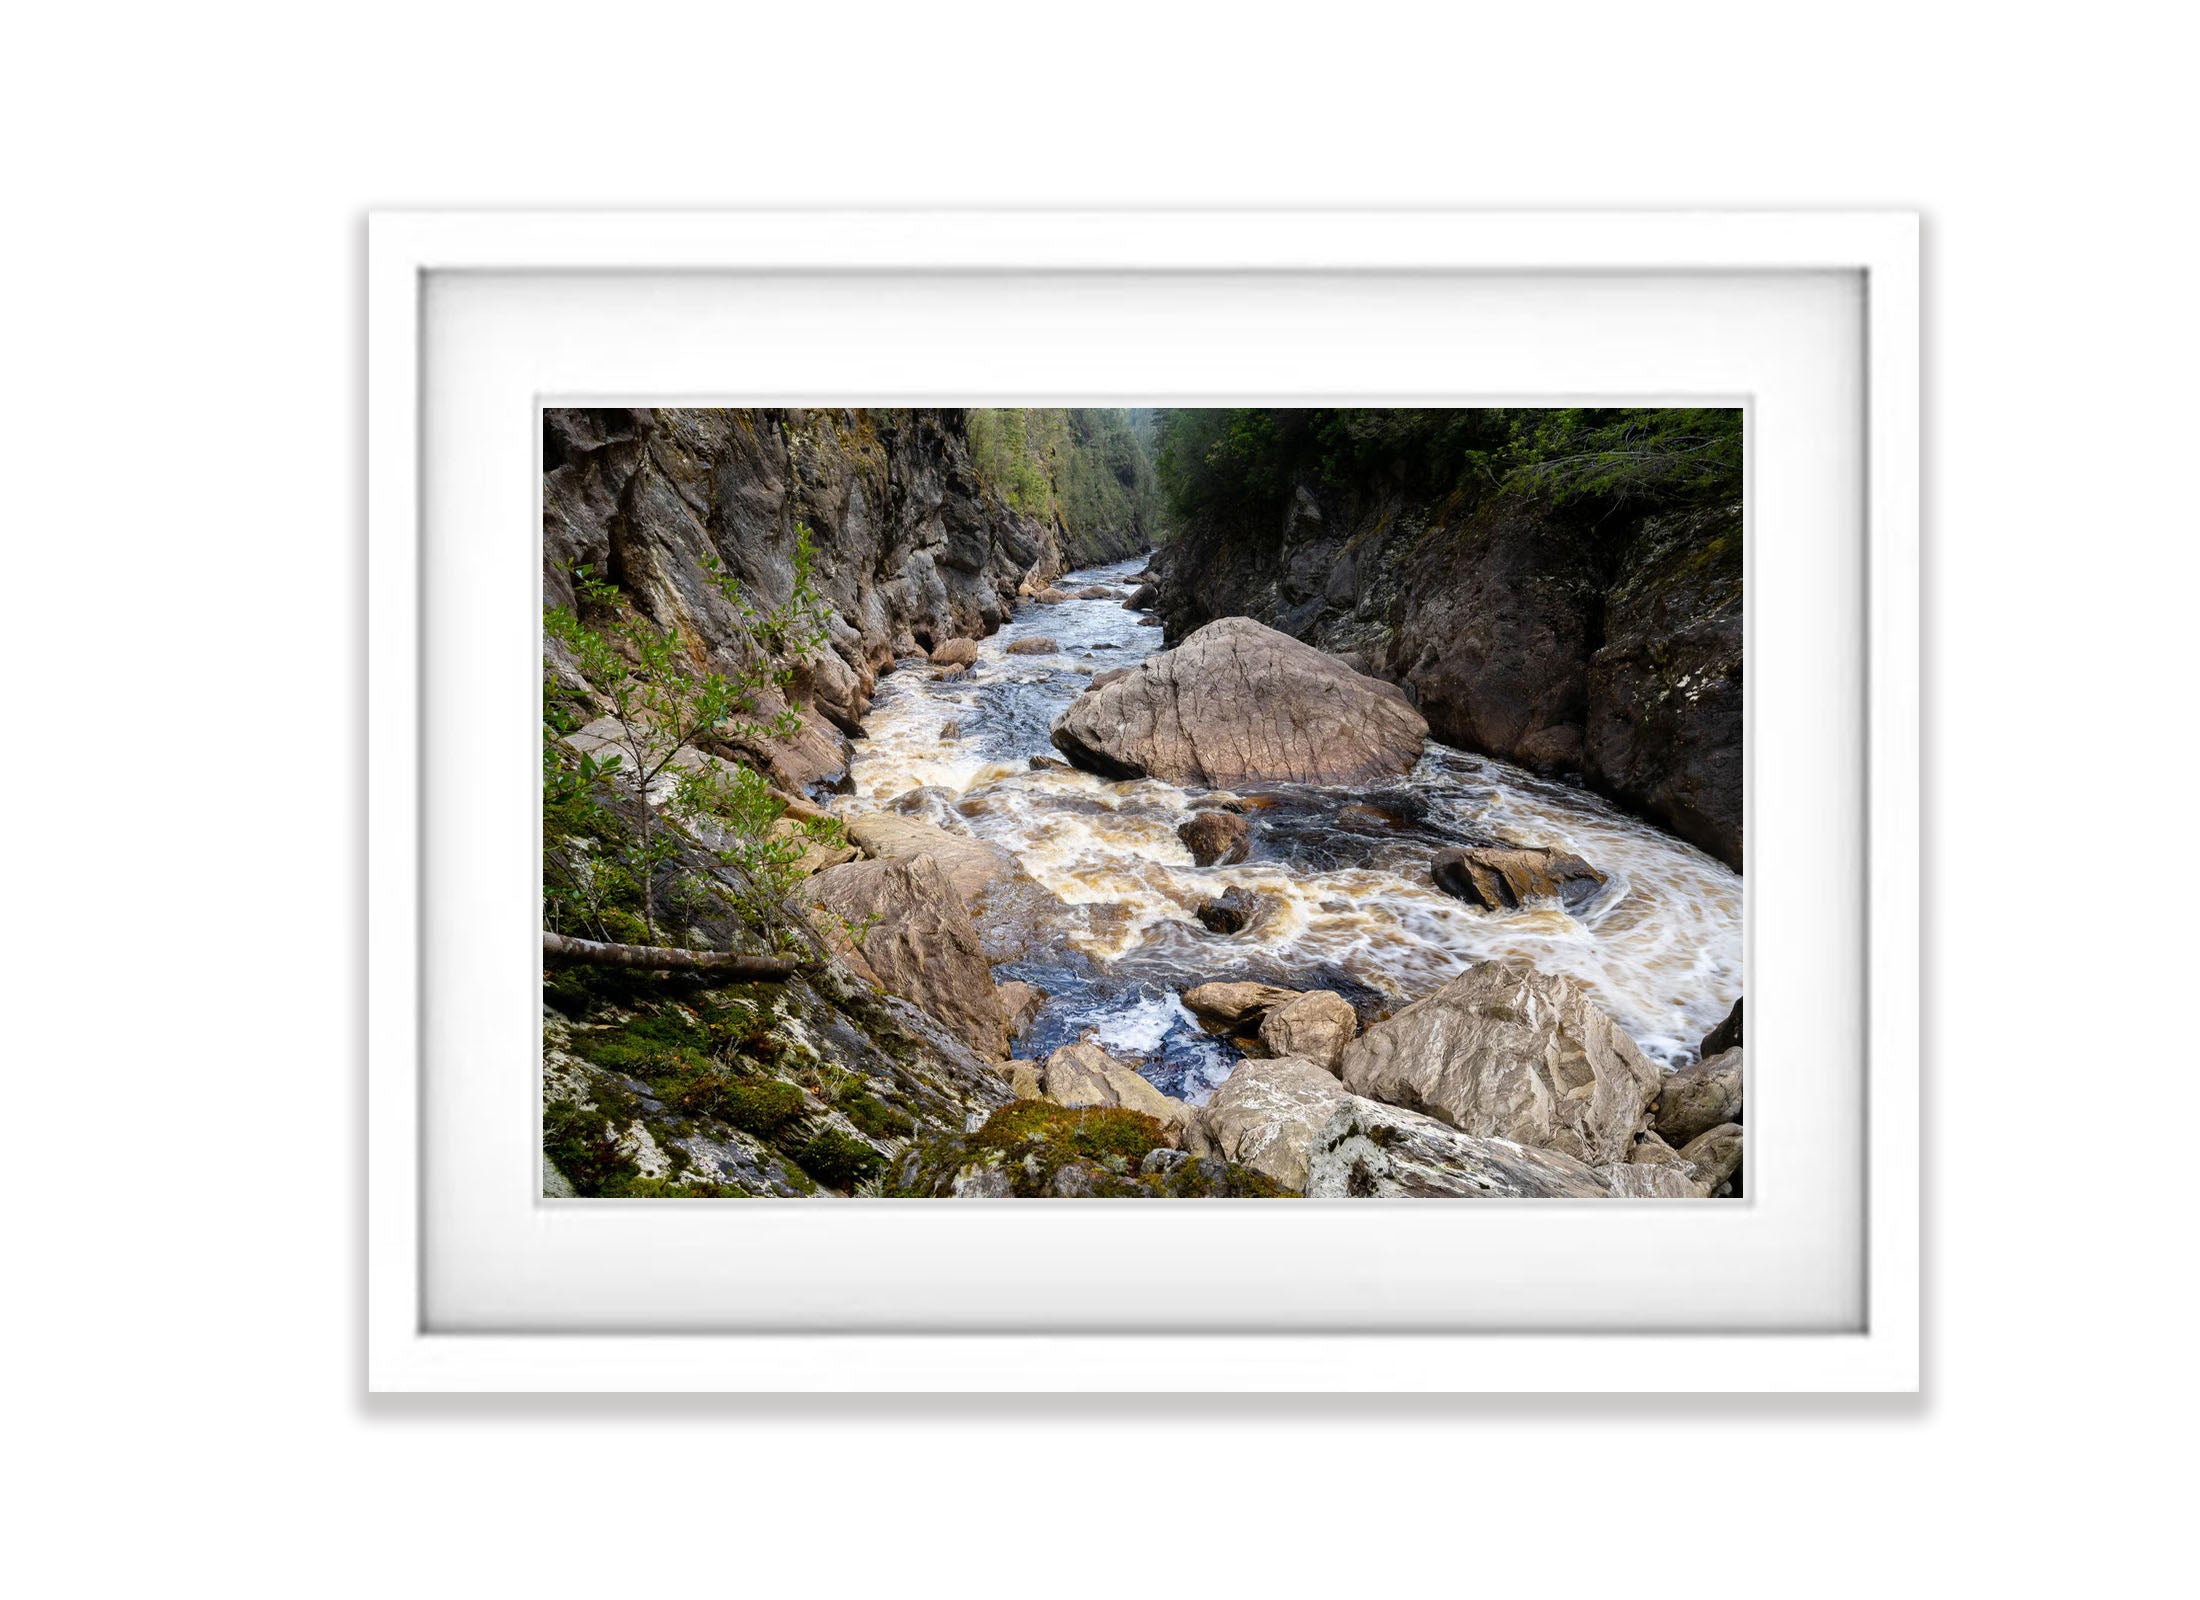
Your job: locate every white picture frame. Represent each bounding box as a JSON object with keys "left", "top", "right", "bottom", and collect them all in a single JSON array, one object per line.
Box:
[{"left": 368, "top": 210, "right": 1918, "bottom": 1392}]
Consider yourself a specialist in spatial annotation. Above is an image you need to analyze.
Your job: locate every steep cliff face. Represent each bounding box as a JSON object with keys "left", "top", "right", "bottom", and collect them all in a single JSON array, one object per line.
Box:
[
  {"left": 544, "top": 407, "right": 1065, "bottom": 791},
  {"left": 1152, "top": 484, "right": 1742, "bottom": 869}
]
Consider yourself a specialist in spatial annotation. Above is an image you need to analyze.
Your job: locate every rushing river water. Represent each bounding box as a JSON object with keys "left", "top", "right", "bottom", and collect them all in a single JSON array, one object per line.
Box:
[{"left": 834, "top": 558, "right": 1743, "bottom": 1104}]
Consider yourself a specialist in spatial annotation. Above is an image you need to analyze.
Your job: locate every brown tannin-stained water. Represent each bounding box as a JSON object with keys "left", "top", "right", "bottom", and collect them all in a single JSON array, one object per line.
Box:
[{"left": 833, "top": 559, "right": 1743, "bottom": 1105}]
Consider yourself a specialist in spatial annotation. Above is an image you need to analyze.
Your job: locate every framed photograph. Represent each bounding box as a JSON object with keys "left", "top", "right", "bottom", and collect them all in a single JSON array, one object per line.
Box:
[{"left": 368, "top": 210, "right": 1917, "bottom": 1391}]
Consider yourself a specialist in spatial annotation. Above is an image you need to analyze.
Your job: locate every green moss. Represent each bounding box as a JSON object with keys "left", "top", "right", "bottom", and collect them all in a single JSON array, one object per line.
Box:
[
  {"left": 573, "top": 1008, "right": 711, "bottom": 1075},
  {"left": 797, "top": 1129, "right": 884, "bottom": 1192},
  {"left": 665, "top": 1072, "right": 808, "bottom": 1138},
  {"left": 972, "top": 1099, "right": 1168, "bottom": 1167},
  {"left": 542, "top": 1099, "right": 639, "bottom": 1197},
  {"left": 836, "top": 1084, "right": 915, "bottom": 1141}
]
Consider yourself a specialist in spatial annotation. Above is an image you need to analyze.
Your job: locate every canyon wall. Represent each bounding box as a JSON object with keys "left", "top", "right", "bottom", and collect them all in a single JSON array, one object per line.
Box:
[{"left": 1151, "top": 484, "right": 1743, "bottom": 869}]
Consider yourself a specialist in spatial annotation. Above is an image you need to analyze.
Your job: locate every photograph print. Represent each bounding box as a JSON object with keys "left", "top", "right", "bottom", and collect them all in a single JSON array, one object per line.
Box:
[{"left": 541, "top": 406, "right": 1743, "bottom": 1200}]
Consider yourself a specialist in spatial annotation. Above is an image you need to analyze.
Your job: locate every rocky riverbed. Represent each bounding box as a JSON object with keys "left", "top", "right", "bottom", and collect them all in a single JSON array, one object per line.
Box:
[{"left": 827, "top": 560, "right": 1746, "bottom": 1198}]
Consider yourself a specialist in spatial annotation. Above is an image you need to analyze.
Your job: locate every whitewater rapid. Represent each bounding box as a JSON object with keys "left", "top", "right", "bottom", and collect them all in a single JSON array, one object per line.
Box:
[{"left": 833, "top": 558, "right": 1743, "bottom": 1103}]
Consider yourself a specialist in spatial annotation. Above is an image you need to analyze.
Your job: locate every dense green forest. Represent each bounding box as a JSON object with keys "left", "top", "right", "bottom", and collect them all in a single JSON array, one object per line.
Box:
[
  {"left": 1151, "top": 407, "right": 1742, "bottom": 526},
  {"left": 965, "top": 407, "right": 1165, "bottom": 559}
]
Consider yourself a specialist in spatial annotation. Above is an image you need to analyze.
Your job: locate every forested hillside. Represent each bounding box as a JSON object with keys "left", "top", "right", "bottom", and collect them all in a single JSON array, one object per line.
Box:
[{"left": 965, "top": 407, "right": 1165, "bottom": 565}]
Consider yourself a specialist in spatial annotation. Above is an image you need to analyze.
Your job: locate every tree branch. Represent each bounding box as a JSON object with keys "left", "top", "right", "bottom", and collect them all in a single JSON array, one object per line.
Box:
[{"left": 542, "top": 931, "right": 806, "bottom": 979}]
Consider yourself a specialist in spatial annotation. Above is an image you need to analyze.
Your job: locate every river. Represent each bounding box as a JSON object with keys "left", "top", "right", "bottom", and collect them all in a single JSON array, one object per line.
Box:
[{"left": 833, "top": 558, "right": 1743, "bottom": 1104}]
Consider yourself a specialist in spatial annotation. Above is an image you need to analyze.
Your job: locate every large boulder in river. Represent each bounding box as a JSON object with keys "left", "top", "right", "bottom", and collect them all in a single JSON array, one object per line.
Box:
[
  {"left": 1339, "top": 962, "right": 1661, "bottom": 1167},
  {"left": 1257, "top": 990, "right": 1358, "bottom": 1075},
  {"left": 1049, "top": 617, "right": 1428, "bottom": 788},
  {"left": 1188, "top": 1057, "right": 1351, "bottom": 1191},
  {"left": 928, "top": 637, "right": 979, "bottom": 667},
  {"left": 805, "top": 855, "right": 1009, "bottom": 1060},
  {"left": 1005, "top": 635, "right": 1058, "bottom": 655},
  {"left": 1653, "top": 1046, "right": 1744, "bottom": 1146},
  {"left": 1431, "top": 845, "right": 1607, "bottom": 912},
  {"left": 1303, "top": 1099, "right": 1610, "bottom": 1198}
]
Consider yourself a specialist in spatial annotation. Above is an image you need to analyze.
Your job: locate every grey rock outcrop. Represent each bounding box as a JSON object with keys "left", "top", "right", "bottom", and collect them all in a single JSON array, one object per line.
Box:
[
  {"left": 804, "top": 855, "right": 1009, "bottom": 1060},
  {"left": 1339, "top": 962, "right": 1661, "bottom": 1167},
  {"left": 544, "top": 407, "right": 1067, "bottom": 790},
  {"left": 1152, "top": 481, "right": 1743, "bottom": 869},
  {"left": 1303, "top": 1099, "right": 1610, "bottom": 1199}
]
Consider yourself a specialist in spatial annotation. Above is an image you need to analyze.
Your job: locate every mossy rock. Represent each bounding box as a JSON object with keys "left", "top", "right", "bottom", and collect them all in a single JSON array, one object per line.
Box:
[{"left": 885, "top": 1100, "right": 1293, "bottom": 1198}]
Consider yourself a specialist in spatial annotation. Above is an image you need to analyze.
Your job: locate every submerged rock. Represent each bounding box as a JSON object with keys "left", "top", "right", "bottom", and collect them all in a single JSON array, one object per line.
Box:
[
  {"left": 1654, "top": 1046, "right": 1744, "bottom": 1147},
  {"left": 1339, "top": 962, "right": 1661, "bottom": 1167},
  {"left": 1195, "top": 885, "right": 1262, "bottom": 935},
  {"left": 1430, "top": 845, "right": 1607, "bottom": 912},
  {"left": 1178, "top": 810, "right": 1251, "bottom": 866},
  {"left": 1051, "top": 616, "right": 1428, "bottom": 788},
  {"left": 1304, "top": 1099, "right": 1611, "bottom": 1199}
]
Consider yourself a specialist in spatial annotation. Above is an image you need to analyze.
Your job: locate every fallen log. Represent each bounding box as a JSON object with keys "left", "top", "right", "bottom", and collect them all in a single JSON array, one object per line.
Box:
[{"left": 542, "top": 930, "right": 805, "bottom": 979}]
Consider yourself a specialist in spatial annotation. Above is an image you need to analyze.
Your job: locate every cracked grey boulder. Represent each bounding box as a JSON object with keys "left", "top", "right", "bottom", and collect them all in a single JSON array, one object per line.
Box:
[
  {"left": 1339, "top": 962, "right": 1661, "bottom": 1167},
  {"left": 1304, "top": 1098, "right": 1610, "bottom": 1198}
]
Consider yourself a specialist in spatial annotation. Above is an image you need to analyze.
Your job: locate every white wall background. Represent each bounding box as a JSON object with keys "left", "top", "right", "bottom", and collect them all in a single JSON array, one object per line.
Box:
[{"left": 4, "top": 3, "right": 2189, "bottom": 1594}]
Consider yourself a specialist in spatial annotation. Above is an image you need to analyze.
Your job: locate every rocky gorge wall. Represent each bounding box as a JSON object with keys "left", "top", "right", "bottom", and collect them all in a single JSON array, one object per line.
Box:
[
  {"left": 544, "top": 406, "right": 1148, "bottom": 794},
  {"left": 1149, "top": 484, "right": 1743, "bottom": 870}
]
